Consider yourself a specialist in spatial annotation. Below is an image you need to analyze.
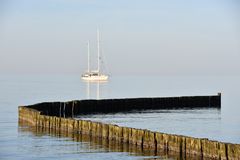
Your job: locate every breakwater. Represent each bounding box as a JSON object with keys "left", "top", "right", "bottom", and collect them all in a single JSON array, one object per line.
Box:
[
  {"left": 18, "top": 121, "right": 202, "bottom": 160},
  {"left": 18, "top": 94, "right": 240, "bottom": 159}
]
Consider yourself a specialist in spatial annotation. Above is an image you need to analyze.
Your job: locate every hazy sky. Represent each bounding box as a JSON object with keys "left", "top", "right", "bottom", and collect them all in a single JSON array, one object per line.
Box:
[{"left": 1, "top": 0, "right": 239, "bottom": 75}]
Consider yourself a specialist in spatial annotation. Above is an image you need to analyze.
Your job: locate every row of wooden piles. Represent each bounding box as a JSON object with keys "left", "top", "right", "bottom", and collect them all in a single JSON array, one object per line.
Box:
[{"left": 19, "top": 106, "right": 240, "bottom": 160}]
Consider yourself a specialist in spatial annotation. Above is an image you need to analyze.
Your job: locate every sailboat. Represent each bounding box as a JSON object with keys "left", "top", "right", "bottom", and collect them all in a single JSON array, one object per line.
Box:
[{"left": 81, "top": 29, "right": 109, "bottom": 81}]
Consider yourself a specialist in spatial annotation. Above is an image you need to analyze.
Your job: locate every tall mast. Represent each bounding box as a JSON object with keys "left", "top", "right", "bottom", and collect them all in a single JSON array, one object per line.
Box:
[
  {"left": 97, "top": 28, "right": 100, "bottom": 74},
  {"left": 87, "top": 41, "right": 90, "bottom": 73}
]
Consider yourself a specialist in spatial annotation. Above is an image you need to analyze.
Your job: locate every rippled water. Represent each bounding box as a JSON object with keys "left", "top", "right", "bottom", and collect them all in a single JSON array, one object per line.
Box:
[
  {"left": 0, "top": 75, "right": 240, "bottom": 159},
  {"left": 78, "top": 108, "right": 222, "bottom": 141}
]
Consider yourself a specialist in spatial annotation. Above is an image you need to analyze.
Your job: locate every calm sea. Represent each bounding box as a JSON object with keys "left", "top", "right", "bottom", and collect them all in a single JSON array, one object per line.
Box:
[{"left": 0, "top": 75, "right": 240, "bottom": 159}]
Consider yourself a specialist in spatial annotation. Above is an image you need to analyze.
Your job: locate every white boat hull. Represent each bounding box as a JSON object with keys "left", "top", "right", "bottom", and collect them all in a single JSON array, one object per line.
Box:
[{"left": 82, "top": 75, "right": 108, "bottom": 81}]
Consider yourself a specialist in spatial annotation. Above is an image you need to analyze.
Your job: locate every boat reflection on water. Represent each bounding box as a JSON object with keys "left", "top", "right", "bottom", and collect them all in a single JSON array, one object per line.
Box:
[
  {"left": 85, "top": 80, "right": 108, "bottom": 100},
  {"left": 19, "top": 120, "right": 203, "bottom": 160}
]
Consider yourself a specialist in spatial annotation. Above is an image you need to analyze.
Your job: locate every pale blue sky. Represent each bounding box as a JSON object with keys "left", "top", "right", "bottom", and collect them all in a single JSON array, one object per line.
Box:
[{"left": 0, "top": 0, "right": 239, "bottom": 75}]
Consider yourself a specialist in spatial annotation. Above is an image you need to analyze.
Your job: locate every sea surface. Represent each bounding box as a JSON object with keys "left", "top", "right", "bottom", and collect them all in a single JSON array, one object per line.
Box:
[{"left": 0, "top": 75, "right": 240, "bottom": 160}]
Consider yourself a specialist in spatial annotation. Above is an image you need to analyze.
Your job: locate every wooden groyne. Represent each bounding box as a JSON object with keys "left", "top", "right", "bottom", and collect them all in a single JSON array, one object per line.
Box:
[
  {"left": 25, "top": 94, "right": 221, "bottom": 117},
  {"left": 18, "top": 94, "right": 240, "bottom": 159},
  {"left": 18, "top": 122, "right": 203, "bottom": 160}
]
